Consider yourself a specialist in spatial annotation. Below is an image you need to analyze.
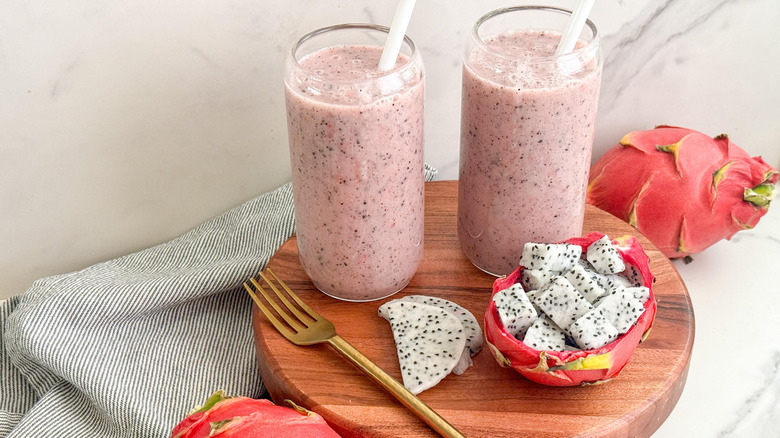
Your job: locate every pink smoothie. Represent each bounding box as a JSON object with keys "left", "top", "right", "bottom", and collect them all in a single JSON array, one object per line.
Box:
[
  {"left": 285, "top": 44, "right": 425, "bottom": 301},
  {"left": 458, "top": 30, "right": 601, "bottom": 275}
]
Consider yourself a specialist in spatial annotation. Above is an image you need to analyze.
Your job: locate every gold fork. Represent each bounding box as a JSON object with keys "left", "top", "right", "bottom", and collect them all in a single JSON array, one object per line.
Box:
[{"left": 244, "top": 268, "right": 466, "bottom": 438}]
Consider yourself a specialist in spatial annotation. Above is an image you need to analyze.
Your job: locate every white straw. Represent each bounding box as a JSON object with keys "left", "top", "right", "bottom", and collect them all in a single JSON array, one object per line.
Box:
[
  {"left": 378, "top": 0, "right": 417, "bottom": 71},
  {"left": 555, "top": 0, "right": 595, "bottom": 55}
]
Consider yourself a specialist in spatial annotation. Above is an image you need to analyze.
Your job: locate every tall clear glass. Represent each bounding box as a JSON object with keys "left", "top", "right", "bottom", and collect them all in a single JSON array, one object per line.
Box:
[
  {"left": 457, "top": 6, "right": 603, "bottom": 276},
  {"left": 284, "top": 24, "right": 425, "bottom": 302}
]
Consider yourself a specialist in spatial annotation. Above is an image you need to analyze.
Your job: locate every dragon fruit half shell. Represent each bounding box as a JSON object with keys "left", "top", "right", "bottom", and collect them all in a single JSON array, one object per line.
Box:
[
  {"left": 170, "top": 391, "right": 341, "bottom": 438},
  {"left": 587, "top": 125, "right": 778, "bottom": 259},
  {"left": 484, "top": 232, "right": 656, "bottom": 386}
]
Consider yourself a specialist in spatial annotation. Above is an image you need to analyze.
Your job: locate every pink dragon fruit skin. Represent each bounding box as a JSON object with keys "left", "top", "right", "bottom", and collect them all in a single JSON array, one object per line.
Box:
[
  {"left": 587, "top": 125, "right": 778, "bottom": 259},
  {"left": 170, "top": 392, "right": 341, "bottom": 438}
]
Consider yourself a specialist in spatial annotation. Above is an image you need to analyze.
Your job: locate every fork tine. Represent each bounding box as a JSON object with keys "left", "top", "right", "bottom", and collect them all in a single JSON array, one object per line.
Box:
[
  {"left": 257, "top": 270, "right": 314, "bottom": 323},
  {"left": 265, "top": 269, "right": 320, "bottom": 320},
  {"left": 243, "top": 282, "right": 297, "bottom": 339},
  {"left": 248, "top": 277, "right": 306, "bottom": 332}
]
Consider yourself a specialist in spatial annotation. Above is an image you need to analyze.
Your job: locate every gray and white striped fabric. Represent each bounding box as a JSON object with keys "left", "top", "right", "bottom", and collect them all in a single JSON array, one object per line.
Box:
[{"left": 1, "top": 166, "right": 436, "bottom": 437}]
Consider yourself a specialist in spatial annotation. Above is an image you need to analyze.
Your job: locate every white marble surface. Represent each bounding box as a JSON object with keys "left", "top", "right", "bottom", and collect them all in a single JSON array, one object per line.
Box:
[{"left": 1, "top": 0, "right": 779, "bottom": 436}]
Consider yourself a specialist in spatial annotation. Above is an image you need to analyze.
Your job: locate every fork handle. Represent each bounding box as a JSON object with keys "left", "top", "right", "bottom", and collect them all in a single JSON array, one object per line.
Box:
[{"left": 327, "top": 335, "right": 466, "bottom": 438}]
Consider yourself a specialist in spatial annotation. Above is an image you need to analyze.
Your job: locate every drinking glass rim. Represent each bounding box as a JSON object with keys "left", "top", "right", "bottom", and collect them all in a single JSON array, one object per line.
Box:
[
  {"left": 289, "top": 23, "right": 421, "bottom": 81},
  {"left": 471, "top": 6, "right": 600, "bottom": 63}
]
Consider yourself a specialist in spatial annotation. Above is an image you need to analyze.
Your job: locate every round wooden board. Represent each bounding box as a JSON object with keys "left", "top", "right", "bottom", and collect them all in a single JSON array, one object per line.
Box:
[{"left": 253, "top": 180, "right": 694, "bottom": 438}]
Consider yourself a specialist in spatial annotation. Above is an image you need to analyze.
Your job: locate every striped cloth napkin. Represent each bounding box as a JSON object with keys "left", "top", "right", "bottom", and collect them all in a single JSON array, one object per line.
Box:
[{"left": 0, "top": 166, "right": 435, "bottom": 437}]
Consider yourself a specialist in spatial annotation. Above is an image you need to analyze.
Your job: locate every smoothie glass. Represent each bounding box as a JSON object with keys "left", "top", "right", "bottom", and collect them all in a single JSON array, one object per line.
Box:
[
  {"left": 457, "top": 6, "right": 602, "bottom": 276},
  {"left": 284, "top": 24, "right": 425, "bottom": 302}
]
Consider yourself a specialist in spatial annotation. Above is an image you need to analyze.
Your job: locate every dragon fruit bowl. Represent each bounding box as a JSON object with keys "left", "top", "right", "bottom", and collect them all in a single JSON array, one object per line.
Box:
[{"left": 484, "top": 232, "right": 657, "bottom": 386}]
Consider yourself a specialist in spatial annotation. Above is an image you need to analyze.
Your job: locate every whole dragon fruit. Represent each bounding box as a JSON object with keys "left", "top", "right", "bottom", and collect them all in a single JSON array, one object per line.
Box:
[
  {"left": 170, "top": 391, "right": 341, "bottom": 438},
  {"left": 484, "top": 232, "right": 656, "bottom": 386},
  {"left": 587, "top": 126, "right": 777, "bottom": 259}
]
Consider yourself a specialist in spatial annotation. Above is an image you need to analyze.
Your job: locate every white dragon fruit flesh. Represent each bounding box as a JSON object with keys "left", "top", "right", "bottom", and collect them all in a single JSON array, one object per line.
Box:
[
  {"left": 520, "top": 268, "right": 555, "bottom": 291},
  {"left": 489, "top": 233, "right": 652, "bottom": 354},
  {"left": 587, "top": 235, "right": 626, "bottom": 275},
  {"left": 532, "top": 276, "right": 593, "bottom": 331},
  {"left": 564, "top": 262, "right": 607, "bottom": 303},
  {"left": 378, "top": 300, "right": 466, "bottom": 395},
  {"left": 485, "top": 232, "right": 657, "bottom": 386},
  {"left": 595, "top": 270, "right": 633, "bottom": 292},
  {"left": 596, "top": 288, "right": 646, "bottom": 334},
  {"left": 624, "top": 286, "right": 651, "bottom": 302},
  {"left": 492, "top": 283, "right": 538, "bottom": 339},
  {"left": 397, "top": 295, "right": 483, "bottom": 375},
  {"left": 523, "top": 316, "right": 566, "bottom": 351},
  {"left": 622, "top": 264, "right": 645, "bottom": 287},
  {"left": 519, "top": 243, "right": 582, "bottom": 273},
  {"left": 568, "top": 308, "right": 619, "bottom": 350}
]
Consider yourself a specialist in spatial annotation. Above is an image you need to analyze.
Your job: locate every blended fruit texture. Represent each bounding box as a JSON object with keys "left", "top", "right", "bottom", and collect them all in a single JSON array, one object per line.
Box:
[
  {"left": 458, "top": 30, "right": 601, "bottom": 276},
  {"left": 285, "top": 45, "right": 424, "bottom": 301}
]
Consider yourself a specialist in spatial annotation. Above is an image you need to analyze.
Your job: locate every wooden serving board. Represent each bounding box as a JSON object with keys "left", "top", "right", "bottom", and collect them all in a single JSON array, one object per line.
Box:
[{"left": 252, "top": 180, "right": 694, "bottom": 438}]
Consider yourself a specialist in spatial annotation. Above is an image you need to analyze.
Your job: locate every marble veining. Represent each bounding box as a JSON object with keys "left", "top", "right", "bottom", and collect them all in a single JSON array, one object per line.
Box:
[
  {"left": 717, "top": 351, "right": 780, "bottom": 437},
  {"left": 601, "top": 0, "right": 738, "bottom": 107}
]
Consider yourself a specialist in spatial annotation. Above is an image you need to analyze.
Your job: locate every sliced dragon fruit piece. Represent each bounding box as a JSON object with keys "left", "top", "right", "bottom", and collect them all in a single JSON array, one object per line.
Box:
[
  {"left": 484, "top": 232, "right": 658, "bottom": 386},
  {"left": 568, "top": 308, "right": 619, "bottom": 350},
  {"left": 493, "top": 283, "right": 538, "bottom": 339},
  {"left": 593, "top": 271, "right": 631, "bottom": 295},
  {"left": 532, "top": 276, "right": 593, "bottom": 331},
  {"left": 520, "top": 268, "right": 555, "bottom": 291},
  {"left": 622, "top": 263, "right": 645, "bottom": 287},
  {"left": 577, "top": 259, "right": 629, "bottom": 295},
  {"left": 525, "top": 289, "right": 542, "bottom": 314},
  {"left": 398, "top": 295, "right": 483, "bottom": 375},
  {"left": 378, "top": 300, "right": 466, "bottom": 395},
  {"left": 523, "top": 316, "right": 566, "bottom": 351},
  {"left": 518, "top": 243, "right": 582, "bottom": 273},
  {"left": 563, "top": 262, "right": 607, "bottom": 303},
  {"left": 627, "top": 286, "right": 651, "bottom": 302},
  {"left": 592, "top": 281, "right": 648, "bottom": 308},
  {"left": 596, "top": 288, "right": 646, "bottom": 334},
  {"left": 586, "top": 235, "right": 626, "bottom": 275}
]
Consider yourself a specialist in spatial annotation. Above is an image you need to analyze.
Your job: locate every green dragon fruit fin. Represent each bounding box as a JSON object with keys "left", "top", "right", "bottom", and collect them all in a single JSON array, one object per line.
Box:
[
  {"left": 744, "top": 183, "right": 776, "bottom": 208},
  {"left": 618, "top": 132, "right": 648, "bottom": 153},
  {"left": 676, "top": 216, "right": 690, "bottom": 255},
  {"left": 628, "top": 177, "right": 653, "bottom": 228},
  {"left": 655, "top": 133, "right": 696, "bottom": 177},
  {"left": 190, "top": 390, "right": 229, "bottom": 415},
  {"left": 711, "top": 161, "right": 735, "bottom": 204}
]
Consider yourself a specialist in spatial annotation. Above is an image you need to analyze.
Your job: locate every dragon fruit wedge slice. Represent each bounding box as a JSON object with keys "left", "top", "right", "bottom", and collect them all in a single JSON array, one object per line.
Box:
[
  {"left": 588, "top": 125, "right": 778, "bottom": 259},
  {"left": 378, "top": 299, "right": 467, "bottom": 395},
  {"left": 484, "top": 232, "right": 657, "bottom": 386},
  {"left": 397, "top": 295, "right": 483, "bottom": 375},
  {"left": 518, "top": 243, "right": 582, "bottom": 273},
  {"left": 492, "top": 283, "right": 538, "bottom": 339}
]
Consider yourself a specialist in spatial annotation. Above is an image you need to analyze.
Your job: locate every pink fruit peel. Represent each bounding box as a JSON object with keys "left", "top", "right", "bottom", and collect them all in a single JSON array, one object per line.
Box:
[
  {"left": 484, "top": 232, "right": 657, "bottom": 386},
  {"left": 587, "top": 125, "right": 777, "bottom": 258}
]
